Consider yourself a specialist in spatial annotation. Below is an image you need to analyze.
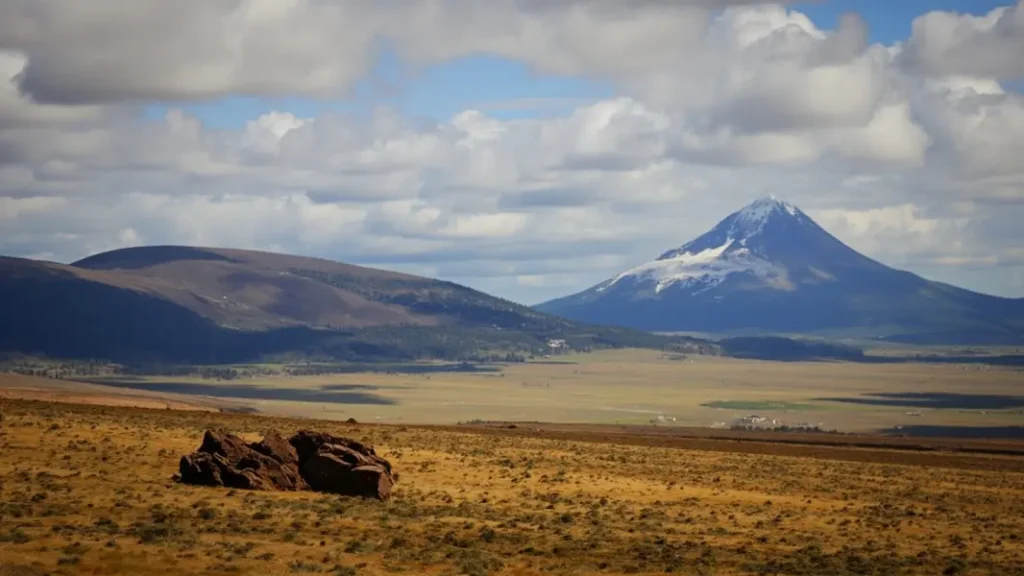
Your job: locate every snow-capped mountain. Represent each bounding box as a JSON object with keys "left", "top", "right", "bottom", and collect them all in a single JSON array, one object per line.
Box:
[
  {"left": 597, "top": 197, "right": 808, "bottom": 296},
  {"left": 537, "top": 197, "right": 1024, "bottom": 343}
]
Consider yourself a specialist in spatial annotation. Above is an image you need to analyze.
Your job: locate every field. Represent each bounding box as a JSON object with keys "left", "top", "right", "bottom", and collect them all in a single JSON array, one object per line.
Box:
[
  {"left": 3, "top": 399, "right": 1024, "bottom": 575},
  {"left": 13, "top": 349, "right": 1022, "bottom": 434},
  {"left": 0, "top": 374, "right": 222, "bottom": 412}
]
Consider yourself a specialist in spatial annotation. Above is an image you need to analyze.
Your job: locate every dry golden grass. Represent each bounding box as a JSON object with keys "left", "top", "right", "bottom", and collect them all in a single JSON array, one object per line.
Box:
[{"left": 2, "top": 399, "right": 1024, "bottom": 575}]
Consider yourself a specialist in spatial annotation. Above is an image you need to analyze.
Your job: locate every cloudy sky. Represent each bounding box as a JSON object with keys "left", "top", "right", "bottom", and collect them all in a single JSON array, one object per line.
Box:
[{"left": 2, "top": 0, "right": 1023, "bottom": 304}]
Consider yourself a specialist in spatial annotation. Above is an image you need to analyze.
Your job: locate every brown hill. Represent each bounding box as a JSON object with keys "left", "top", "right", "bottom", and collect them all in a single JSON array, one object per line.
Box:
[
  {"left": 74, "top": 247, "right": 433, "bottom": 330},
  {"left": 1, "top": 246, "right": 681, "bottom": 363}
]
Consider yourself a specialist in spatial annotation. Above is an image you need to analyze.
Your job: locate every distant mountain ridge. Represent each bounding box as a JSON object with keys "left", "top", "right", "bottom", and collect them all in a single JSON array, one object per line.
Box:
[
  {"left": 1, "top": 246, "right": 701, "bottom": 363},
  {"left": 537, "top": 197, "right": 1024, "bottom": 344}
]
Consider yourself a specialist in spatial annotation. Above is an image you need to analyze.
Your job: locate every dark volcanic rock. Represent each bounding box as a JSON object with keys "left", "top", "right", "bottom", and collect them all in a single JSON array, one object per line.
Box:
[
  {"left": 289, "top": 429, "right": 394, "bottom": 499},
  {"left": 199, "top": 429, "right": 252, "bottom": 462},
  {"left": 252, "top": 431, "right": 300, "bottom": 464},
  {"left": 178, "top": 429, "right": 394, "bottom": 499},
  {"left": 301, "top": 454, "right": 393, "bottom": 499},
  {"left": 179, "top": 452, "right": 224, "bottom": 487},
  {"left": 290, "top": 430, "right": 391, "bottom": 471},
  {"left": 179, "top": 430, "right": 304, "bottom": 491}
]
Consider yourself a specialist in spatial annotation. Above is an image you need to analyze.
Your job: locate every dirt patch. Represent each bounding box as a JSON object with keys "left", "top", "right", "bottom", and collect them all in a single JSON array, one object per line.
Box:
[{"left": 442, "top": 421, "right": 1024, "bottom": 472}]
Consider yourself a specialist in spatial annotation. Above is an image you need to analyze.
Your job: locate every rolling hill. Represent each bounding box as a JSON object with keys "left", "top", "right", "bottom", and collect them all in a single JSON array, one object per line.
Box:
[
  {"left": 0, "top": 246, "right": 701, "bottom": 364},
  {"left": 536, "top": 197, "right": 1024, "bottom": 344}
]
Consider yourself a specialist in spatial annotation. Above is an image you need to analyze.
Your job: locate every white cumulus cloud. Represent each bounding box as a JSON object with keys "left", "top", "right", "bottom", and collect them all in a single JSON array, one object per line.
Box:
[{"left": 0, "top": 1, "right": 1023, "bottom": 301}]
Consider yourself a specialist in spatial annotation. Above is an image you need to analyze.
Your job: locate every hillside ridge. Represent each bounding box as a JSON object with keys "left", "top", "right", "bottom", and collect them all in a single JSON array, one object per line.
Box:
[{"left": 1, "top": 246, "right": 702, "bottom": 363}]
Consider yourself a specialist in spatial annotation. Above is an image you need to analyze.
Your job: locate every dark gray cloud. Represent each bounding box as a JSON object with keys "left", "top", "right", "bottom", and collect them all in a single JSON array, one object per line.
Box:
[
  {"left": 0, "top": 0, "right": 782, "bottom": 106},
  {"left": 899, "top": 1, "right": 1024, "bottom": 80},
  {"left": 0, "top": 0, "right": 386, "bottom": 104}
]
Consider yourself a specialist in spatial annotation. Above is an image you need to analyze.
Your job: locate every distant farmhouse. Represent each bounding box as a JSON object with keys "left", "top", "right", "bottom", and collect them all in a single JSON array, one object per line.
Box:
[{"left": 546, "top": 339, "right": 566, "bottom": 350}]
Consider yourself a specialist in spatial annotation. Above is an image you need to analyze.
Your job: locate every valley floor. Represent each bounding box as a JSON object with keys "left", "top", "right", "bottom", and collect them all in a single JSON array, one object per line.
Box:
[
  {"left": 0, "top": 373, "right": 223, "bottom": 413},
  {"left": 8, "top": 349, "right": 1024, "bottom": 434},
  {"left": 2, "top": 399, "right": 1024, "bottom": 575}
]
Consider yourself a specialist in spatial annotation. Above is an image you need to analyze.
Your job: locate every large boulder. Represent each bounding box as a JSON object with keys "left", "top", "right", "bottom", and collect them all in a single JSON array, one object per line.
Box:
[
  {"left": 289, "top": 430, "right": 394, "bottom": 500},
  {"left": 290, "top": 430, "right": 392, "bottom": 473},
  {"left": 179, "top": 430, "right": 306, "bottom": 491},
  {"left": 178, "top": 429, "right": 394, "bottom": 500}
]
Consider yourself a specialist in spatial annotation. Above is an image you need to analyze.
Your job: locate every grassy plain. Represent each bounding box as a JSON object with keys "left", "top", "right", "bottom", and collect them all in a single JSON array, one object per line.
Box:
[
  {"left": 36, "top": 349, "right": 1024, "bottom": 433},
  {"left": 2, "top": 399, "right": 1024, "bottom": 575},
  {"left": 0, "top": 374, "right": 222, "bottom": 412}
]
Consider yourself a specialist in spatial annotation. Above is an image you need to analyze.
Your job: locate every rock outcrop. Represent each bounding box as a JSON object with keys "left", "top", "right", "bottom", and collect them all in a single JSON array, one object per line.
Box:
[
  {"left": 289, "top": 430, "right": 393, "bottom": 499},
  {"left": 178, "top": 429, "right": 394, "bottom": 499}
]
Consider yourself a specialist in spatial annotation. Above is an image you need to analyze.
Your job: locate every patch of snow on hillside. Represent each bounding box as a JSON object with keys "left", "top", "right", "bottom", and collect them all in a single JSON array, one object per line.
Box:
[{"left": 600, "top": 238, "right": 783, "bottom": 293}]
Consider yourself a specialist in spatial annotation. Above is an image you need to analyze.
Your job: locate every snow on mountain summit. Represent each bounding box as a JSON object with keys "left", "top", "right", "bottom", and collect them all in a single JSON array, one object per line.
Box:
[
  {"left": 659, "top": 196, "right": 806, "bottom": 259},
  {"left": 732, "top": 196, "right": 800, "bottom": 233},
  {"left": 598, "top": 197, "right": 799, "bottom": 294}
]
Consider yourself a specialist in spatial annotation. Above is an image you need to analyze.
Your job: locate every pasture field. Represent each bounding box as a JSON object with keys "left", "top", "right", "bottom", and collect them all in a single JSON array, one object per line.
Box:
[
  {"left": 2, "top": 399, "right": 1024, "bottom": 575},
  {"left": 19, "top": 349, "right": 1023, "bottom": 434}
]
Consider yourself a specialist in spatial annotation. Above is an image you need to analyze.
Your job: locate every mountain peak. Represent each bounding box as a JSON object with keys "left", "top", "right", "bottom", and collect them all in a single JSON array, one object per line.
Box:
[
  {"left": 653, "top": 196, "right": 805, "bottom": 264},
  {"left": 538, "top": 198, "right": 1024, "bottom": 342},
  {"left": 597, "top": 197, "right": 848, "bottom": 295},
  {"left": 734, "top": 196, "right": 800, "bottom": 228}
]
